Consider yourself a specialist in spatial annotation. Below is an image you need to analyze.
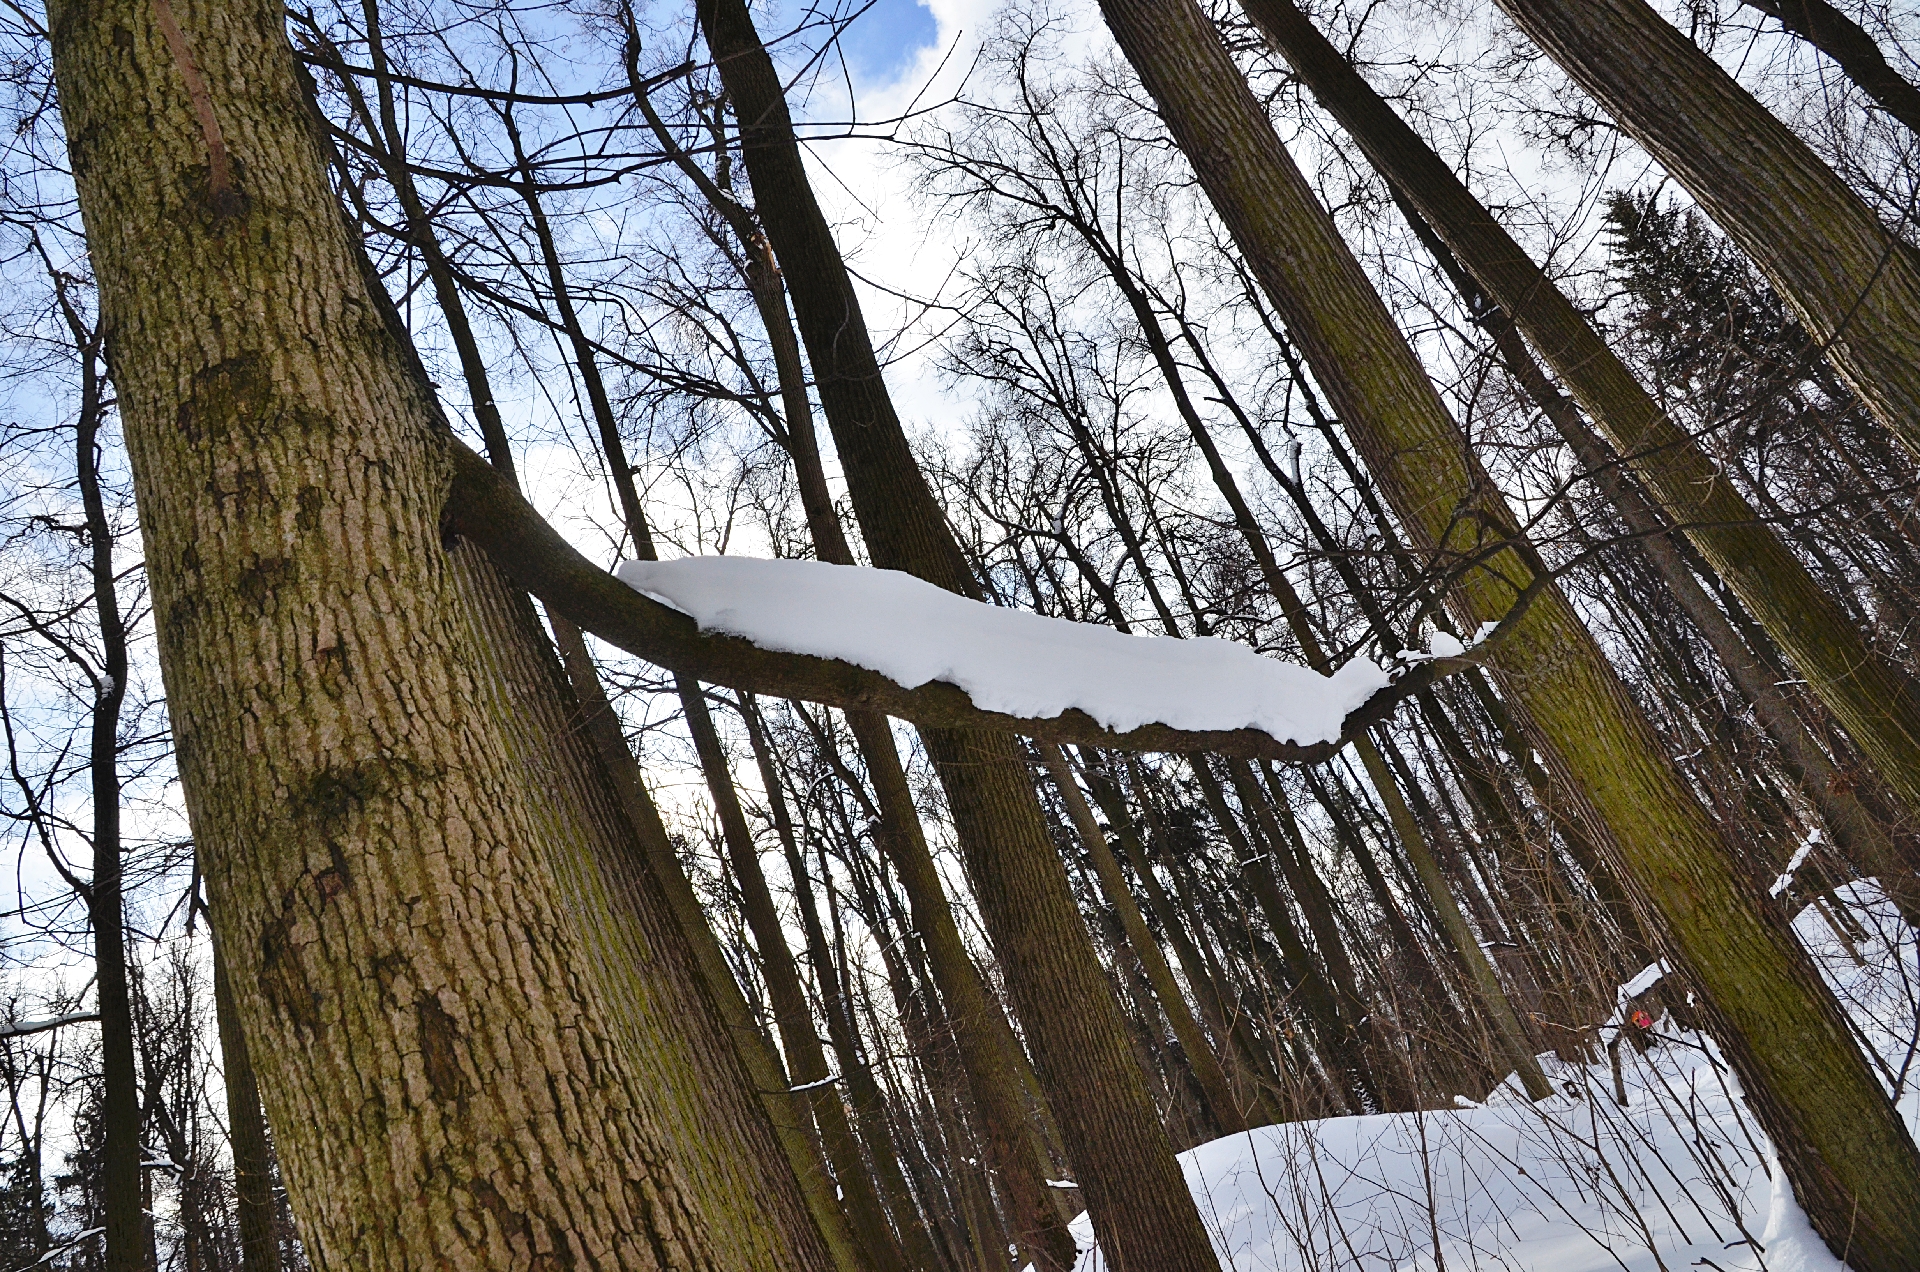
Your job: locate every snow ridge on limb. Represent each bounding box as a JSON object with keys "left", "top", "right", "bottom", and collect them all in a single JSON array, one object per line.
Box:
[
  {"left": 619, "top": 557, "right": 1389, "bottom": 739},
  {"left": 442, "top": 439, "right": 1492, "bottom": 758}
]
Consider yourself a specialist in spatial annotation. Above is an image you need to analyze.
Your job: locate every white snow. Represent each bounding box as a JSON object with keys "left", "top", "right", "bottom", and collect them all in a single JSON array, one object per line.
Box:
[
  {"left": 617, "top": 557, "right": 1392, "bottom": 743},
  {"left": 0, "top": 1010, "right": 100, "bottom": 1039},
  {"left": 1043, "top": 883, "right": 1918, "bottom": 1271},
  {"left": 1771, "top": 829, "right": 1824, "bottom": 899},
  {"left": 1618, "top": 958, "right": 1669, "bottom": 1000}
]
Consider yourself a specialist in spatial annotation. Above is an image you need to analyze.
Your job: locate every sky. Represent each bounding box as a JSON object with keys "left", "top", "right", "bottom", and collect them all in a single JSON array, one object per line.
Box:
[{"left": 833, "top": 0, "right": 941, "bottom": 83}]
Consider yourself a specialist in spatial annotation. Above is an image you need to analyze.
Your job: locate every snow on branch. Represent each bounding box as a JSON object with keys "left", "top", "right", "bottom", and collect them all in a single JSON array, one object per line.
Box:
[
  {"left": 619, "top": 558, "right": 1390, "bottom": 743},
  {"left": 0, "top": 1011, "right": 99, "bottom": 1039},
  {"left": 443, "top": 440, "right": 1481, "bottom": 759}
]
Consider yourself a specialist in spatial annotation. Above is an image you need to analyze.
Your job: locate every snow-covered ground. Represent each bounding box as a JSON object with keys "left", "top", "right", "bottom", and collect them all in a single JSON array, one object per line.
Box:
[{"left": 1057, "top": 884, "right": 1920, "bottom": 1271}]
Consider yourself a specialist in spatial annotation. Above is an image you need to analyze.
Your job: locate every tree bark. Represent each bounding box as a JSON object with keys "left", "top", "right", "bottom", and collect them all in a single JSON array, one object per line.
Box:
[
  {"left": 548, "top": 620, "right": 874, "bottom": 1272},
  {"left": 48, "top": 3, "right": 838, "bottom": 1266},
  {"left": 696, "top": 0, "right": 1225, "bottom": 1266},
  {"left": 1038, "top": 744, "right": 1250, "bottom": 1133},
  {"left": 58, "top": 274, "right": 145, "bottom": 1272},
  {"left": 211, "top": 945, "right": 277, "bottom": 1272},
  {"left": 1089, "top": 0, "right": 1920, "bottom": 1263},
  {"left": 1737, "top": 0, "right": 1920, "bottom": 135}
]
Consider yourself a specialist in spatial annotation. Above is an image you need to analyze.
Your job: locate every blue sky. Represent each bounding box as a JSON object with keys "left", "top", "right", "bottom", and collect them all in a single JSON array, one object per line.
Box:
[{"left": 834, "top": 0, "right": 939, "bottom": 85}]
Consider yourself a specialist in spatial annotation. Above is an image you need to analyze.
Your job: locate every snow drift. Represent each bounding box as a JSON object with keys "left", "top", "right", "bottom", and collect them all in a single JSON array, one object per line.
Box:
[{"left": 1049, "top": 884, "right": 1915, "bottom": 1271}]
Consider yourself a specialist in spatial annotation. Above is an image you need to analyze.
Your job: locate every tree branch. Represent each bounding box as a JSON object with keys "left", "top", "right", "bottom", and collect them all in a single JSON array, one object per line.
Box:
[{"left": 441, "top": 438, "right": 1480, "bottom": 760}]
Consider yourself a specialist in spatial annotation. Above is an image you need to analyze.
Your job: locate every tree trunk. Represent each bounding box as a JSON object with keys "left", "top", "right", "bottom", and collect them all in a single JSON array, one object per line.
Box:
[
  {"left": 1089, "top": 0, "right": 1920, "bottom": 1263},
  {"left": 682, "top": 693, "right": 909, "bottom": 1272},
  {"left": 1038, "top": 744, "right": 1250, "bottom": 1134},
  {"left": 838, "top": 716, "right": 1074, "bottom": 1269},
  {"left": 653, "top": 69, "right": 1072, "bottom": 1254},
  {"left": 1239, "top": 0, "right": 1920, "bottom": 865},
  {"left": 211, "top": 945, "right": 277, "bottom": 1272},
  {"left": 49, "top": 3, "right": 838, "bottom": 1266},
  {"left": 740, "top": 698, "right": 944, "bottom": 1272},
  {"left": 697, "top": 0, "right": 1223, "bottom": 1265},
  {"left": 61, "top": 277, "right": 145, "bottom": 1272},
  {"left": 548, "top": 619, "right": 874, "bottom": 1272},
  {"left": 1492, "top": 0, "right": 1920, "bottom": 464},
  {"left": 1082, "top": 758, "right": 1282, "bottom": 1122},
  {"left": 1737, "top": 0, "right": 1920, "bottom": 133}
]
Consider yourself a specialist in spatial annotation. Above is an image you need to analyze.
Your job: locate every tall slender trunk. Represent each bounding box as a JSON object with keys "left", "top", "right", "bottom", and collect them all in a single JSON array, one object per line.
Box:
[
  {"left": 1492, "top": 0, "right": 1920, "bottom": 464},
  {"left": 1238, "top": 0, "right": 1920, "bottom": 873},
  {"left": 60, "top": 279, "right": 144, "bottom": 1272},
  {"left": 1089, "top": 0, "right": 1920, "bottom": 1262},
  {"left": 686, "top": 691, "right": 908, "bottom": 1272},
  {"left": 637, "top": 52, "right": 1073, "bottom": 1252},
  {"left": 1081, "top": 757, "right": 1281, "bottom": 1121},
  {"left": 696, "top": 0, "right": 1222, "bottom": 1265},
  {"left": 846, "top": 720, "right": 1073, "bottom": 1257},
  {"left": 1099, "top": 280, "right": 1551, "bottom": 1098},
  {"left": 1737, "top": 0, "right": 1920, "bottom": 133},
  {"left": 1038, "top": 744, "right": 1250, "bottom": 1133},
  {"left": 50, "top": 4, "right": 838, "bottom": 1265},
  {"left": 742, "top": 698, "right": 946, "bottom": 1272},
  {"left": 1194, "top": 760, "right": 1369, "bottom": 1110},
  {"left": 211, "top": 945, "right": 276, "bottom": 1272}
]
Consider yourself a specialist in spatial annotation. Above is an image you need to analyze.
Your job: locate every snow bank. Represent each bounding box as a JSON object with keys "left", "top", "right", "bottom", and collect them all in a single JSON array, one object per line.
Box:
[
  {"left": 1048, "top": 883, "right": 1916, "bottom": 1271},
  {"left": 617, "top": 557, "right": 1391, "bottom": 743}
]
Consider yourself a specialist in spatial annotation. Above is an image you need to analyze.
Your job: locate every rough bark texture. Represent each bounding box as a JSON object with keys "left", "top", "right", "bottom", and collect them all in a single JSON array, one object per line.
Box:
[
  {"left": 1494, "top": 0, "right": 1920, "bottom": 462},
  {"left": 1090, "top": 0, "right": 1920, "bottom": 1265},
  {"left": 48, "top": 2, "right": 837, "bottom": 1267},
  {"left": 547, "top": 619, "right": 874, "bottom": 1272}
]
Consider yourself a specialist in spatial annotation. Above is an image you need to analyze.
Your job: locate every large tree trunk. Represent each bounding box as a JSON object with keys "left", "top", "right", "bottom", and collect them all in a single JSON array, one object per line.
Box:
[
  {"left": 1492, "top": 0, "right": 1920, "bottom": 463},
  {"left": 48, "top": 3, "right": 840, "bottom": 1266},
  {"left": 1089, "top": 0, "right": 1920, "bottom": 1265},
  {"left": 547, "top": 619, "right": 875, "bottom": 1272},
  {"left": 1238, "top": 0, "right": 1920, "bottom": 894}
]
